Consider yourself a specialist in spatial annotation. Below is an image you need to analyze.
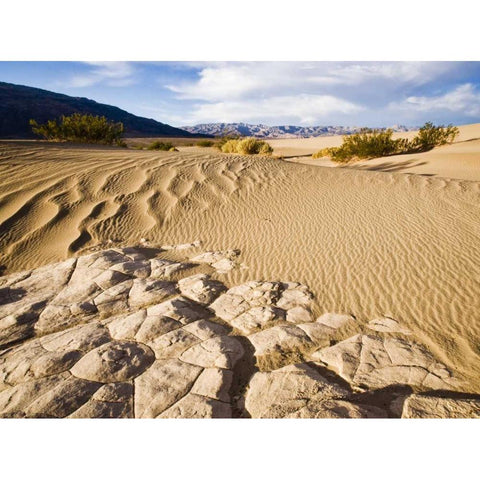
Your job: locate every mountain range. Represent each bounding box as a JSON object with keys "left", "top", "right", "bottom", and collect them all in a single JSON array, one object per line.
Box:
[
  {"left": 0, "top": 81, "right": 197, "bottom": 139},
  {"left": 182, "top": 122, "right": 416, "bottom": 138}
]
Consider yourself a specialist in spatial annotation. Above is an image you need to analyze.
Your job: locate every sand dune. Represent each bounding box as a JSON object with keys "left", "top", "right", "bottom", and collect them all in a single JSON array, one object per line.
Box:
[{"left": 0, "top": 140, "right": 479, "bottom": 392}]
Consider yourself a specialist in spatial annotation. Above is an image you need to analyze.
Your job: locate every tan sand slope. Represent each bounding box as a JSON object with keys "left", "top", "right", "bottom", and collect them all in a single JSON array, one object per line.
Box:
[
  {"left": 273, "top": 122, "right": 480, "bottom": 181},
  {"left": 0, "top": 141, "right": 479, "bottom": 391}
]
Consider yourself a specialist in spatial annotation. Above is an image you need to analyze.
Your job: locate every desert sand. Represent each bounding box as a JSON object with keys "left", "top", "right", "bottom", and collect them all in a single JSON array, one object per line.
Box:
[{"left": 0, "top": 126, "right": 479, "bottom": 407}]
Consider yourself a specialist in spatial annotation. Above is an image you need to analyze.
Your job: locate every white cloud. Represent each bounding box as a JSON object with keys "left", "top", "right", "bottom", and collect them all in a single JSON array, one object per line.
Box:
[
  {"left": 67, "top": 62, "right": 136, "bottom": 88},
  {"left": 174, "top": 94, "right": 363, "bottom": 125},
  {"left": 391, "top": 83, "right": 480, "bottom": 116},
  {"left": 319, "top": 62, "right": 449, "bottom": 85},
  {"left": 161, "top": 62, "right": 469, "bottom": 125},
  {"left": 166, "top": 63, "right": 286, "bottom": 100},
  {"left": 165, "top": 62, "right": 454, "bottom": 102}
]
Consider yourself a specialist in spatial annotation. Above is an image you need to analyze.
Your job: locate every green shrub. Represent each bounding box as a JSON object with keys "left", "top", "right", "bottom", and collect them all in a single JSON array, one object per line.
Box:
[
  {"left": 220, "top": 137, "right": 273, "bottom": 155},
  {"left": 147, "top": 140, "right": 177, "bottom": 151},
  {"left": 312, "top": 147, "right": 338, "bottom": 159},
  {"left": 196, "top": 139, "right": 215, "bottom": 147},
  {"left": 30, "top": 114, "right": 124, "bottom": 145},
  {"left": 409, "top": 122, "right": 459, "bottom": 151},
  {"left": 333, "top": 129, "right": 403, "bottom": 163},
  {"left": 312, "top": 122, "right": 459, "bottom": 163}
]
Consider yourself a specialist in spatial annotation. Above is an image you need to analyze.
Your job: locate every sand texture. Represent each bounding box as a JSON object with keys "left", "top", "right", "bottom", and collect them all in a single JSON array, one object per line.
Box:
[{"left": 0, "top": 137, "right": 479, "bottom": 397}]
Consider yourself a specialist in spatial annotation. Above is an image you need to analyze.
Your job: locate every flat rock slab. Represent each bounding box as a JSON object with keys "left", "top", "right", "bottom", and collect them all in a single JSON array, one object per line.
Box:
[
  {"left": 402, "top": 394, "right": 480, "bottom": 418},
  {"left": 70, "top": 341, "right": 155, "bottom": 383},
  {"left": 158, "top": 393, "right": 231, "bottom": 418},
  {"left": 190, "top": 250, "right": 241, "bottom": 273},
  {"left": 0, "top": 258, "right": 77, "bottom": 347},
  {"left": 248, "top": 325, "right": 313, "bottom": 358},
  {"left": 210, "top": 282, "right": 314, "bottom": 338},
  {"left": 230, "top": 306, "right": 285, "bottom": 335},
  {"left": 178, "top": 274, "right": 225, "bottom": 305},
  {"left": 247, "top": 319, "right": 335, "bottom": 369},
  {"left": 180, "top": 336, "right": 244, "bottom": 369},
  {"left": 313, "top": 334, "right": 457, "bottom": 390},
  {"left": 316, "top": 312, "right": 355, "bottom": 329},
  {"left": 245, "top": 363, "right": 387, "bottom": 419}
]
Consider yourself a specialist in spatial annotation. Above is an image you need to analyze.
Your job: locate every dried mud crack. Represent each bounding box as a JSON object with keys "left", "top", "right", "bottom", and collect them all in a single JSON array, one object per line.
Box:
[{"left": 0, "top": 243, "right": 478, "bottom": 418}]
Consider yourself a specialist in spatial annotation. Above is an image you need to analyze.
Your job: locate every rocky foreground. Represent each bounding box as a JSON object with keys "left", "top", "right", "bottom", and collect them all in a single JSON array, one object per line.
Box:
[{"left": 1, "top": 244, "right": 479, "bottom": 418}]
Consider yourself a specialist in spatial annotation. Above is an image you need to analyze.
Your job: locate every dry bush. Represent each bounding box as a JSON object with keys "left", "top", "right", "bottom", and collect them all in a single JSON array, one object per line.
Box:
[
  {"left": 196, "top": 139, "right": 215, "bottom": 147},
  {"left": 220, "top": 139, "right": 240, "bottom": 153},
  {"left": 220, "top": 137, "right": 273, "bottom": 155},
  {"left": 147, "top": 141, "right": 177, "bottom": 151}
]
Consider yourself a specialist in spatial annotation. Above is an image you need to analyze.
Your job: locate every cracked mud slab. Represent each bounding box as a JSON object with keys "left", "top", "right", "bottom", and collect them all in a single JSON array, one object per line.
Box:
[{"left": 0, "top": 244, "right": 475, "bottom": 418}]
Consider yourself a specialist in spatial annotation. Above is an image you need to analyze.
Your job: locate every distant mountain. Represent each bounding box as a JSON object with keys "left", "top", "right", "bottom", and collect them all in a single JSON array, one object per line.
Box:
[
  {"left": 182, "top": 122, "right": 416, "bottom": 138},
  {"left": 0, "top": 81, "right": 197, "bottom": 139}
]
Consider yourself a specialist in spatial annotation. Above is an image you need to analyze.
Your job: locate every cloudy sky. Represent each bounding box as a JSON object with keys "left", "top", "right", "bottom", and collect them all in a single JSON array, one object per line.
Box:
[{"left": 1, "top": 61, "right": 480, "bottom": 127}]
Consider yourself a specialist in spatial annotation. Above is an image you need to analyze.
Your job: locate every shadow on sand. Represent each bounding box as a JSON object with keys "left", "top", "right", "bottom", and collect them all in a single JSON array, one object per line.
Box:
[{"left": 341, "top": 158, "right": 435, "bottom": 175}]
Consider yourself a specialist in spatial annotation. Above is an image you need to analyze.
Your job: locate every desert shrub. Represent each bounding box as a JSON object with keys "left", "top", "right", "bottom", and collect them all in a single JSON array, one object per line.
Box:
[
  {"left": 312, "top": 147, "right": 338, "bottom": 159},
  {"left": 220, "top": 137, "right": 273, "bottom": 155},
  {"left": 409, "top": 122, "right": 459, "bottom": 151},
  {"left": 147, "top": 140, "right": 176, "bottom": 151},
  {"left": 30, "top": 114, "right": 124, "bottom": 145},
  {"left": 237, "top": 137, "right": 273, "bottom": 155},
  {"left": 236, "top": 137, "right": 260, "bottom": 154},
  {"left": 196, "top": 139, "right": 215, "bottom": 147},
  {"left": 220, "top": 139, "right": 240, "bottom": 153},
  {"left": 313, "top": 129, "right": 403, "bottom": 163},
  {"left": 339, "top": 129, "right": 402, "bottom": 162},
  {"left": 313, "top": 122, "right": 459, "bottom": 163},
  {"left": 216, "top": 134, "right": 240, "bottom": 150},
  {"left": 258, "top": 142, "right": 274, "bottom": 155}
]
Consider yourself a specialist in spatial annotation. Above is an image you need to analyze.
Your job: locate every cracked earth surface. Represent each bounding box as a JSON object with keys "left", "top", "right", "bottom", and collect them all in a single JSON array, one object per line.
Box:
[{"left": 1, "top": 244, "right": 479, "bottom": 418}]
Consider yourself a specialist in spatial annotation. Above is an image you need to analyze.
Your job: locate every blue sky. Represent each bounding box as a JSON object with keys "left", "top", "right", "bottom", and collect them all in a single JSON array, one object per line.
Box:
[{"left": 1, "top": 61, "right": 480, "bottom": 127}]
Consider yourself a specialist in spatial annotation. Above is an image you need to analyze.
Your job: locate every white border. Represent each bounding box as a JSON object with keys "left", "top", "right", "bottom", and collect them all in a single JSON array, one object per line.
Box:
[
  {"left": 1, "top": 1, "right": 478, "bottom": 478},
  {"left": 1, "top": 419, "right": 478, "bottom": 479},
  {"left": 2, "top": 0, "right": 479, "bottom": 60}
]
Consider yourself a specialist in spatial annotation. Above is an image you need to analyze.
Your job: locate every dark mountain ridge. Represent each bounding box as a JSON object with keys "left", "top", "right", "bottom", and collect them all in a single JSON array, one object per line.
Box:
[{"left": 0, "top": 81, "right": 197, "bottom": 139}]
